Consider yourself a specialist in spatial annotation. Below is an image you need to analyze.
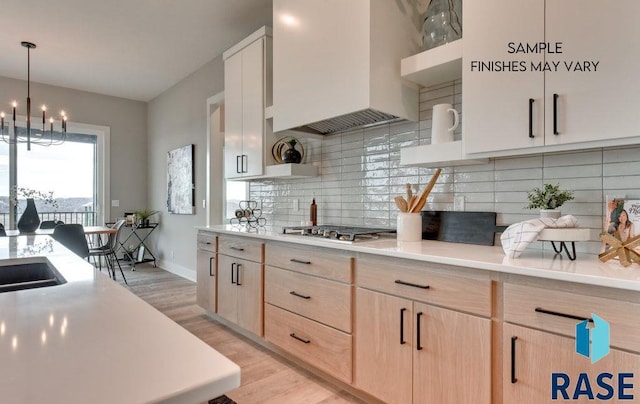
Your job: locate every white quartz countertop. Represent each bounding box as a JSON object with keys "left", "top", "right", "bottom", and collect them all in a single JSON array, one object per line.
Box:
[
  {"left": 199, "top": 225, "right": 640, "bottom": 292},
  {"left": 0, "top": 235, "right": 240, "bottom": 404}
]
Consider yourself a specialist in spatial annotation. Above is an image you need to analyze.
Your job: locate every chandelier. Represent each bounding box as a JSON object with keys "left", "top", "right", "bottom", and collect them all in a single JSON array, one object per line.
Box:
[{"left": 0, "top": 41, "right": 68, "bottom": 151}]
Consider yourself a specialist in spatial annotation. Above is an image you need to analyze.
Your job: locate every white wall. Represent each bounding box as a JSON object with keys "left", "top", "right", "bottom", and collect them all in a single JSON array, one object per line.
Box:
[
  {"left": 0, "top": 75, "right": 147, "bottom": 219},
  {"left": 147, "top": 56, "right": 224, "bottom": 278},
  {"left": 250, "top": 81, "right": 640, "bottom": 255}
]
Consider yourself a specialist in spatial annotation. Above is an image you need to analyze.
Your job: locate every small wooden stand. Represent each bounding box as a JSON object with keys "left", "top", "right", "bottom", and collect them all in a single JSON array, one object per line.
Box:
[
  {"left": 599, "top": 233, "right": 640, "bottom": 267},
  {"left": 537, "top": 228, "right": 591, "bottom": 261}
]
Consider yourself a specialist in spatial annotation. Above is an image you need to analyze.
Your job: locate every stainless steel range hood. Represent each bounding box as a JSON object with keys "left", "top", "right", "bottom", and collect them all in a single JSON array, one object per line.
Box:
[
  {"left": 300, "top": 109, "right": 403, "bottom": 135},
  {"left": 273, "top": 0, "right": 419, "bottom": 135}
]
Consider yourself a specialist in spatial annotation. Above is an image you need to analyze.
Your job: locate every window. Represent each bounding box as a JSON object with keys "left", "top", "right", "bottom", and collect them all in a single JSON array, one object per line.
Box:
[
  {"left": 225, "top": 180, "right": 248, "bottom": 220},
  {"left": 0, "top": 120, "right": 109, "bottom": 229}
]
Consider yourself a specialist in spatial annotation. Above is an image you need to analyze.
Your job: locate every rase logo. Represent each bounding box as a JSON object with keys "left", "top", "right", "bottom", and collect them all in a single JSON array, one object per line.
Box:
[
  {"left": 551, "top": 314, "right": 635, "bottom": 401},
  {"left": 575, "top": 313, "right": 610, "bottom": 364}
]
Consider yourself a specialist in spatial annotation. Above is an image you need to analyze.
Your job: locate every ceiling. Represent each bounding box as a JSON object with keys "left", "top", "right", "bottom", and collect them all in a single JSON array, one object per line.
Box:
[{"left": 0, "top": 0, "right": 272, "bottom": 102}]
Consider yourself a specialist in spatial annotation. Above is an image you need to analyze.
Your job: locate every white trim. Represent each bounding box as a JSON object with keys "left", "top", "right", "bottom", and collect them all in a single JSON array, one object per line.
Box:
[
  {"left": 222, "top": 26, "right": 272, "bottom": 60},
  {"left": 6, "top": 115, "right": 110, "bottom": 226},
  {"left": 66, "top": 121, "right": 111, "bottom": 225},
  {"left": 206, "top": 92, "right": 225, "bottom": 226},
  {"left": 157, "top": 259, "right": 196, "bottom": 282}
]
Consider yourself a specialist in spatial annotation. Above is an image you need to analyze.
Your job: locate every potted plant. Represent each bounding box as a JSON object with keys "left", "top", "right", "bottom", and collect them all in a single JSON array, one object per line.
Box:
[
  {"left": 134, "top": 209, "right": 159, "bottom": 227},
  {"left": 526, "top": 183, "right": 574, "bottom": 218}
]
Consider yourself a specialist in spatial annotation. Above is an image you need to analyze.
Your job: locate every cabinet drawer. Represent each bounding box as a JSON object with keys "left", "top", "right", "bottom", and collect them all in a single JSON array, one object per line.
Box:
[
  {"left": 197, "top": 231, "right": 216, "bottom": 253},
  {"left": 218, "top": 235, "right": 263, "bottom": 262},
  {"left": 265, "top": 241, "right": 353, "bottom": 283},
  {"left": 504, "top": 283, "right": 640, "bottom": 353},
  {"left": 265, "top": 266, "right": 351, "bottom": 333},
  {"left": 356, "top": 255, "right": 491, "bottom": 317},
  {"left": 265, "top": 304, "right": 352, "bottom": 383}
]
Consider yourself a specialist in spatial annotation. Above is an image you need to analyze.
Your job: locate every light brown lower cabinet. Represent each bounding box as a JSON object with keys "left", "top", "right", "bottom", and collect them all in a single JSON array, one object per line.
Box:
[
  {"left": 217, "top": 253, "right": 263, "bottom": 336},
  {"left": 355, "top": 287, "right": 491, "bottom": 404},
  {"left": 504, "top": 323, "right": 640, "bottom": 404},
  {"left": 196, "top": 249, "right": 216, "bottom": 313}
]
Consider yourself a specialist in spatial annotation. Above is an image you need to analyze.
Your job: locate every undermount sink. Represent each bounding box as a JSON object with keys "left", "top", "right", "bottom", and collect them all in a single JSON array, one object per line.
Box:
[{"left": 0, "top": 260, "right": 67, "bottom": 293}]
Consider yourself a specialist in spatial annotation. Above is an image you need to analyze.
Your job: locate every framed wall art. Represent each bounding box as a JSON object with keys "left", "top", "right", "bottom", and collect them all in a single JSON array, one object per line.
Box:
[{"left": 166, "top": 144, "right": 195, "bottom": 214}]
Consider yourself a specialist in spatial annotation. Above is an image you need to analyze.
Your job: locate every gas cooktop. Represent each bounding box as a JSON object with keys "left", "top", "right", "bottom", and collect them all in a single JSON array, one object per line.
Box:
[{"left": 281, "top": 225, "right": 396, "bottom": 242}]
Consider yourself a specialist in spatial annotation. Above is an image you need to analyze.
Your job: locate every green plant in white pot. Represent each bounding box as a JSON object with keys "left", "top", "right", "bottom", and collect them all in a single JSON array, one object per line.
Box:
[
  {"left": 526, "top": 183, "right": 574, "bottom": 218},
  {"left": 134, "top": 209, "right": 159, "bottom": 226}
]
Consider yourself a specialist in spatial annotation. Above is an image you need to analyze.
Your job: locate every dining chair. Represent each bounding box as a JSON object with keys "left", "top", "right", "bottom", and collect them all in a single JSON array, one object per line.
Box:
[
  {"left": 40, "top": 220, "right": 64, "bottom": 230},
  {"left": 89, "top": 219, "right": 127, "bottom": 284},
  {"left": 52, "top": 224, "right": 90, "bottom": 259}
]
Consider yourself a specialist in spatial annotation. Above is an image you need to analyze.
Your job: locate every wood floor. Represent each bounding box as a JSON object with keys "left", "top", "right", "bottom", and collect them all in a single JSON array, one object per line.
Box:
[{"left": 115, "top": 264, "right": 365, "bottom": 404}]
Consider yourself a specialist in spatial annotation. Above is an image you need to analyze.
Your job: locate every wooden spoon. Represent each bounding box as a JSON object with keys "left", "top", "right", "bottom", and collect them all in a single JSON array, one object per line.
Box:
[
  {"left": 409, "top": 168, "right": 442, "bottom": 213},
  {"left": 394, "top": 196, "right": 408, "bottom": 213}
]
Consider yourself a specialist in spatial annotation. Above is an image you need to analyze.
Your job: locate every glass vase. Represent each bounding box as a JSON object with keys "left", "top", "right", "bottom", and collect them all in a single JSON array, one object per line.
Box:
[{"left": 422, "top": 0, "right": 462, "bottom": 51}]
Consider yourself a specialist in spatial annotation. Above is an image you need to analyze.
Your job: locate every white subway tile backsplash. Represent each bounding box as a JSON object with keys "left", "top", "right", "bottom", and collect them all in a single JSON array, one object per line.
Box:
[{"left": 250, "top": 82, "right": 640, "bottom": 255}]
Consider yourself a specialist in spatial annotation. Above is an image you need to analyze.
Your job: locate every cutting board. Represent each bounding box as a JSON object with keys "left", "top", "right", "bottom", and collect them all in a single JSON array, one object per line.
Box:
[{"left": 421, "top": 211, "right": 508, "bottom": 246}]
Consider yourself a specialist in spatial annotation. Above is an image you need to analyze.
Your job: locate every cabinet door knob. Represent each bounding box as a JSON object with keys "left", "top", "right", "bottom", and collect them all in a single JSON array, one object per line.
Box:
[
  {"left": 290, "top": 333, "right": 310, "bottom": 344},
  {"left": 231, "top": 263, "right": 236, "bottom": 284},
  {"left": 236, "top": 155, "right": 242, "bottom": 174},
  {"left": 209, "top": 256, "right": 215, "bottom": 277},
  {"left": 553, "top": 93, "right": 559, "bottom": 135},
  {"left": 236, "top": 263, "right": 242, "bottom": 286},
  {"left": 534, "top": 307, "right": 592, "bottom": 323},
  {"left": 528, "top": 98, "right": 535, "bottom": 138},
  {"left": 511, "top": 336, "right": 518, "bottom": 384},
  {"left": 416, "top": 312, "right": 424, "bottom": 351},
  {"left": 290, "top": 258, "right": 311, "bottom": 265},
  {"left": 400, "top": 308, "right": 407, "bottom": 345},
  {"left": 230, "top": 246, "right": 245, "bottom": 252},
  {"left": 395, "top": 279, "right": 430, "bottom": 290},
  {"left": 289, "top": 291, "right": 311, "bottom": 300}
]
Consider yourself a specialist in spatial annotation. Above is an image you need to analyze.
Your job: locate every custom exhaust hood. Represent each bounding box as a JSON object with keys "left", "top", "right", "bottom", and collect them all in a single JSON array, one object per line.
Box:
[{"left": 273, "top": 0, "right": 420, "bottom": 135}]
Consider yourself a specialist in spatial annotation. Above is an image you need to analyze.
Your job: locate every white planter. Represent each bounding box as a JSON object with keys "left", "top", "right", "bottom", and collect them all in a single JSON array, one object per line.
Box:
[{"left": 540, "top": 209, "right": 561, "bottom": 219}]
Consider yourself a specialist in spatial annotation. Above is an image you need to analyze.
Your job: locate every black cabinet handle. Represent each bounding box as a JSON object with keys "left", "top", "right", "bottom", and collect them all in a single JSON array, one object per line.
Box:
[
  {"left": 236, "top": 263, "right": 242, "bottom": 286},
  {"left": 416, "top": 312, "right": 424, "bottom": 351},
  {"left": 528, "top": 98, "right": 535, "bottom": 138},
  {"left": 395, "top": 280, "right": 430, "bottom": 290},
  {"left": 205, "top": 241, "right": 212, "bottom": 245},
  {"left": 231, "top": 263, "right": 236, "bottom": 284},
  {"left": 553, "top": 93, "right": 559, "bottom": 135},
  {"left": 290, "top": 333, "right": 310, "bottom": 344},
  {"left": 209, "top": 256, "right": 215, "bottom": 277},
  {"left": 229, "top": 246, "right": 245, "bottom": 251},
  {"left": 289, "top": 291, "right": 311, "bottom": 300},
  {"left": 400, "top": 308, "right": 407, "bottom": 345},
  {"left": 242, "top": 154, "right": 248, "bottom": 173},
  {"left": 236, "top": 155, "right": 241, "bottom": 174},
  {"left": 511, "top": 336, "right": 518, "bottom": 384},
  {"left": 290, "top": 258, "right": 311, "bottom": 265},
  {"left": 535, "top": 307, "right": 593, "bottom": 323}
]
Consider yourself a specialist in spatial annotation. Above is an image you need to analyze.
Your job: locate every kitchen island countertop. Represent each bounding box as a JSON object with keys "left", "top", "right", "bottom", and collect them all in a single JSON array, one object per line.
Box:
[
  {"left": 0, "top": 235, "right": 240, "bottom": 404},
  {"left": 199, "top": 225, "right": 640, "bottom": 292}
]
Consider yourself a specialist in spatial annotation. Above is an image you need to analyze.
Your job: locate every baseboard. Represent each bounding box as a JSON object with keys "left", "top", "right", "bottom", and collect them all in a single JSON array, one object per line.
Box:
[{"left": 157, "top": 259, "right": 196, "bottom": 282}]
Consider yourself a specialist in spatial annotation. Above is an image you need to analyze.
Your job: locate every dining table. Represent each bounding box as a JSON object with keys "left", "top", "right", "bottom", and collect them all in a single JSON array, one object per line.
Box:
[{"left": 5, "top": 225, "right": 116, "bottom": 237}]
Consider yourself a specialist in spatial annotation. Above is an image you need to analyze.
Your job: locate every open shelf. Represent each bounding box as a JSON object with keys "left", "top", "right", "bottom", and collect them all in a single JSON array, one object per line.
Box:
[
  {"left": 400, "top": 140, "right": 488, "bottom": 168},
  {"left": 238, "top": 163, "right": 319, "bottom": 181},
  {"left": 401, "top": 40, "right": 463, "bottom": 87}
]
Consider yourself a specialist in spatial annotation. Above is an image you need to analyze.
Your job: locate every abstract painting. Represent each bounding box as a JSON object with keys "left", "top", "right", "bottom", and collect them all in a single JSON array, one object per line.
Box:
[{"left": 167, "top": 144, "right": 195, "bottom": 214}]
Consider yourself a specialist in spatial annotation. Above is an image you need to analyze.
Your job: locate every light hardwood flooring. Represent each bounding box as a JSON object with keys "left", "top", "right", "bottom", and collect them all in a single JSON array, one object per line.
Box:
[{"left": 115, "top": 264, "right": 365, "bottom": 404}]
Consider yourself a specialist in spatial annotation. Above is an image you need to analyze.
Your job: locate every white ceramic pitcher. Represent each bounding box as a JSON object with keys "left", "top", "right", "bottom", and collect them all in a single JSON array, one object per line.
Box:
[{"left": 431, "top": 103, "right": 459, "bottom": 144}]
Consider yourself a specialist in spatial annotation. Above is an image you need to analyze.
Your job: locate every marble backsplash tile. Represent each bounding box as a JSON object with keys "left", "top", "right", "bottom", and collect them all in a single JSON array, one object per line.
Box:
[{"left": 250, "top": 81, "right": 640, "bottom": 254}]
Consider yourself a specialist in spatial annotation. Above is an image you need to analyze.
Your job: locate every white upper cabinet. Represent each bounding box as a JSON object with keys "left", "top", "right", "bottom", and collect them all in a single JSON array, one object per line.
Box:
[
  {"left": 224, "top": 28, "right": 271, "bottom": 179},
  {"left": 544, "top": 0, "right": 640, "bottom": 146},
  {"left": 272, "top": 0, "right": 419, "bottom": 134},
  {"left": 463, "top": 0, "right": 640, "bottom": 156}
]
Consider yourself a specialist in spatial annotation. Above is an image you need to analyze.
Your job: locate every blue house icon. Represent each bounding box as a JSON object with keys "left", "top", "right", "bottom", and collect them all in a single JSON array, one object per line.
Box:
[{"left": 576, "top": 314, "right": 610, "bottom": 364}]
